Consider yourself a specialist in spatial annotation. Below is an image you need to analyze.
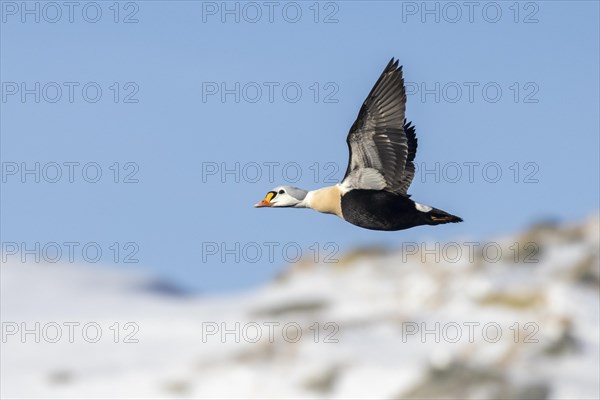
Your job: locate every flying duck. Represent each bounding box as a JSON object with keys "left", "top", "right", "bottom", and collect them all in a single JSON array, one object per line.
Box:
[{"left": 254, "top": 58, "right": 463, "bottom": 231}]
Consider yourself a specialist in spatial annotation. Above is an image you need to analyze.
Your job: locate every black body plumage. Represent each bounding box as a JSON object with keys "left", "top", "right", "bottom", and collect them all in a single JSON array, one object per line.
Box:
[{"left": 341, "top": 190, "right": 462, "bottom": 231}]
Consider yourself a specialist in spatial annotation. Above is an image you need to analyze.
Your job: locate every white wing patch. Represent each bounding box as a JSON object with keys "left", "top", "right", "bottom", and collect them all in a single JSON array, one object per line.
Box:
[
  {"left": 415, "top": 202, "right": 432, "bottom": 212},
  {"left": 341, "top": 168, "right": 387, "bottom": 192}
]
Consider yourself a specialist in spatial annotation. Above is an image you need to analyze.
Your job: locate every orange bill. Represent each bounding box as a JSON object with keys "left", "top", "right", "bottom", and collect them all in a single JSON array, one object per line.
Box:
[{"left": 254, "top": 191, "right": 276, "bottom": 208}]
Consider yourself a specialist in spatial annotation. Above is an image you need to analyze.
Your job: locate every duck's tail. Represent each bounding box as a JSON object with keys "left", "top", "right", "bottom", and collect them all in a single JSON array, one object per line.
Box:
[{"left": 426, "top": 207, "right": 463, "bottom": 225}]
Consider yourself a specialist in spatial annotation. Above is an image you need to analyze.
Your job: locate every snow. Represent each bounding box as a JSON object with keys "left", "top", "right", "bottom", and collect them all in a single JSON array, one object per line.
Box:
[{"left": 1, "top": 215, "right": 599, "bottom": 399}]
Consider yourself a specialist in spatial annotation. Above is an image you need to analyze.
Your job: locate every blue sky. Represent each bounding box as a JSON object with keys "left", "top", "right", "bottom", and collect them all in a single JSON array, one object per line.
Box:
[{"left": 1, "top": 1, "right": 599, "bottom": 293}]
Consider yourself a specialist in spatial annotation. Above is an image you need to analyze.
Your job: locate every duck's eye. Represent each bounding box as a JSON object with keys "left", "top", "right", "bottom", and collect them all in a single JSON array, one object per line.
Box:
[{"left": 278, "top": 190, "right": 285, "bottom": 195}]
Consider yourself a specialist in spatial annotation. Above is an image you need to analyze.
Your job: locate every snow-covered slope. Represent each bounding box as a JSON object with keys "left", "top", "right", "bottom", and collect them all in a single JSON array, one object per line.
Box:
[{"left": 1, "top": 215, "right": 598, "bottom": 399}]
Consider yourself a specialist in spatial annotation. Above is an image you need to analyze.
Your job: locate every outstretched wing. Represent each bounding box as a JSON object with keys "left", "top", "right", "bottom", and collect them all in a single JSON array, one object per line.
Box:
[{"left": 341, "top": 58, "right": 417, "bottom": 195}]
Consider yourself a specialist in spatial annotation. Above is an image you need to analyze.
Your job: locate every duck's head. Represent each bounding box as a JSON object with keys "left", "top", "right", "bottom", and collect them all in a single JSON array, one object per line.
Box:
[{"left": 254, "top": 186, "right": 308, "bottom": 208}]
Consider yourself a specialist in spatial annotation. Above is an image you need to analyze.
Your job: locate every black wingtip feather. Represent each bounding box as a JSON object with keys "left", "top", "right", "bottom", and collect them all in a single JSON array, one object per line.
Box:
[
  {"left": 386, "top": 58, "right": 401, "bottom": 73},
  {"left": 403, "top": 119, "right": 418, "bottom": 163}
]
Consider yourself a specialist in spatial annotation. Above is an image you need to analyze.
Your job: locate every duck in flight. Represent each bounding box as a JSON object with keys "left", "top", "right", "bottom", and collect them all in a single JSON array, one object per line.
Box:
[{"left": 254, "top": 58, "right": 462, "bottom": 231}]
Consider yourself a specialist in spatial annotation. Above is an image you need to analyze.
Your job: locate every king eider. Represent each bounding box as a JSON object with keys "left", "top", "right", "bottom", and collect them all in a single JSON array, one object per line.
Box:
[{"left": 254, "top": 58, "right": 463, "bottom": 231}]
